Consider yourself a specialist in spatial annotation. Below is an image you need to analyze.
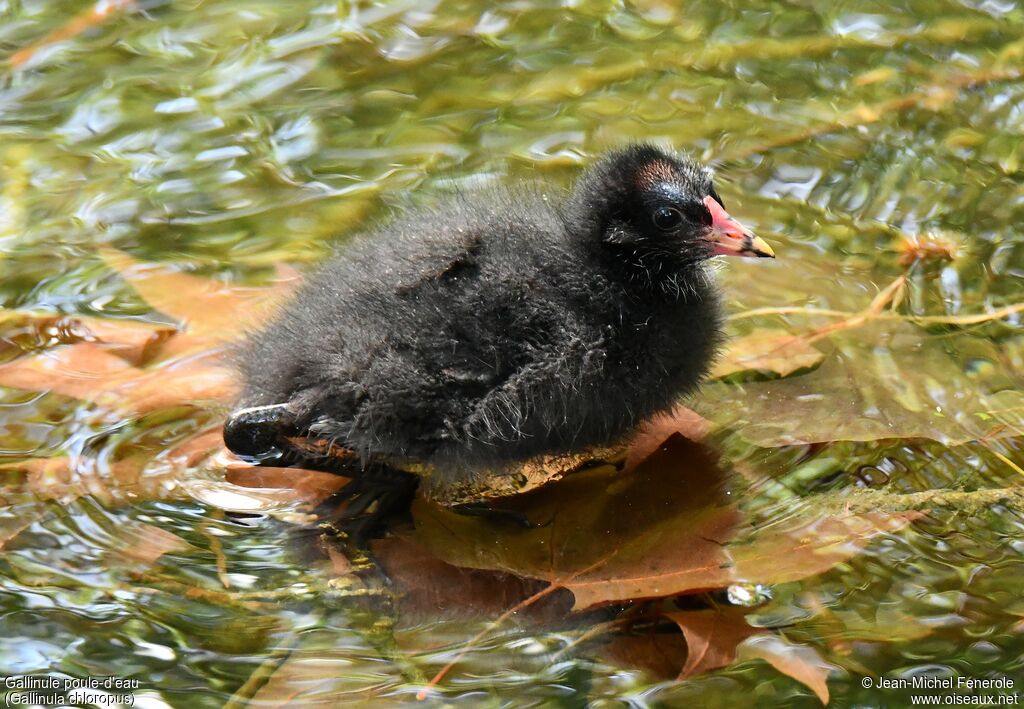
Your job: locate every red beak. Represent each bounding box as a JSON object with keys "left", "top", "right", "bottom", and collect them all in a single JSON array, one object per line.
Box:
[{"left": 703, "top": 196, "right": 775, "bottom": 258}]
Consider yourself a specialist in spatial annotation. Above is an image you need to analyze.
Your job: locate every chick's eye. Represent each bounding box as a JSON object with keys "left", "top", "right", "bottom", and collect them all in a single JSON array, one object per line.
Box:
[{"left": 652, "top": 206, "right": 683, "bottom": 230}]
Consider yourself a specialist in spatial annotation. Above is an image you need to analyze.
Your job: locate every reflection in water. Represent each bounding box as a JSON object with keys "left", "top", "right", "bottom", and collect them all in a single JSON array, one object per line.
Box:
[{"left": 0, "top": 0, "right": 1022, "bottom": 706}]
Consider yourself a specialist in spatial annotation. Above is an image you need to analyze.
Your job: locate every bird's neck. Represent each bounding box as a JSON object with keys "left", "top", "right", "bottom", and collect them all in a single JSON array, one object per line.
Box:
[{"left": 596, "top": 242, "right": 713, "bottom": 305}]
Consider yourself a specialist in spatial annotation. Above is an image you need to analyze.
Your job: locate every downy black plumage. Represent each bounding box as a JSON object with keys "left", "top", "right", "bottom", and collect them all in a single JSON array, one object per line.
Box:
[{"left": 225, "top": 143, "right": 774, "bottom": 504}]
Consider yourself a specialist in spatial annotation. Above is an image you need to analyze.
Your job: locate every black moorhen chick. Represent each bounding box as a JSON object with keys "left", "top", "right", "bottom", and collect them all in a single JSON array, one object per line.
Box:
[{"left": 224, "top": 143, "right": 774, "bottom": 534}]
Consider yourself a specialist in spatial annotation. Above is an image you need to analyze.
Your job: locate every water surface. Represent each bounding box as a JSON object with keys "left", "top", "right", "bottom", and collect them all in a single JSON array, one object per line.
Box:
[{"left": 1, "top": 1, "right": 1022, "bottom": 706}]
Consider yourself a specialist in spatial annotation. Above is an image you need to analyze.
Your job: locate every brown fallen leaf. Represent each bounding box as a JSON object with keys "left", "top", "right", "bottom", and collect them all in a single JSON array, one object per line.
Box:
[
  {"left": 0, "top": 250, "right": 299, "bottom": 422},
  {"left": 240, "top": 631, "right": 402, "bottom": 708},
  {"left": 0, "top": 454, "right": 150, "bottom": 504},
  {"left": 827, "top": 605, "right": 935, "bottom": 644},
  {"left": 0, "top": 341, "right": 136, "bottom": 403},
  {"left": 371, "top": 535, "right": 573, "bottom": 625},
  {"left": 667, "top": 607, "right": 765, "bottom": 678},
  {"left": 243, "top": 536, "right": 584, "bottom": 709},
  {"left": 0, "top": 341, "right": 237, "bottom": 415},
  {"left": 727, "top": 512, "right": 920, "bottom": 585},
  {"left": 596, "top": 631, "right": 690, "bottom": 681},
  {"left": 801, "top": 596, "right": 935, "bottom": 664},
  {"left": 0, "top": 457, "right": 77, "bottom": 501},
  {"left": 111, "top": 352, "right": 238, "bottom": 414},
  {"left": 225, "top": 463, "right": 349, "bottom": 506},
  {"left": 99, "top": 247, "right": 297, "bottom": 345},
  {"left": 412, "top": 435, "right": 742, "bottom": 609},
  {"left": 0, "top": 507, "right": 188, "bottom": 569},
  {"left": 163, "top": 427, "right": 227, "bottom": 468},
  {"left": 113, "top": 521, "right": 193, "bottom": 566},
  {"left": 623, "top": 405, "right": 713, "bottom": 471},
  {"left": 412, "top": 434, "right": 918, "bottom": 610},
  {"left": 713, "top": 328, "right": 825, "bottom": 380},
  {"left": 737, "top": 634, "right": 836, "bottom": 704},
  {"left": 183, "top": 477, "right": 323, "bottom": 516},
  {"left": 64, "top": 315, "right": 173, "bottom": 366},
  {"left": 696, "top": 321, "right": 1024, "bottom": 447},
  {"left": 593, "top": 606, "right": 769, "bottom": 682},
  {"left": 0, "top": 310, "right": 174, "bottom": 366}
]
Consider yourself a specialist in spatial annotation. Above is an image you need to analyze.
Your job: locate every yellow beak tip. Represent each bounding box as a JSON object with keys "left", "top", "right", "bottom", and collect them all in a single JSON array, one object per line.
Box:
[{"left": 748, "top": 236, "right": 776, "bottom": 259}]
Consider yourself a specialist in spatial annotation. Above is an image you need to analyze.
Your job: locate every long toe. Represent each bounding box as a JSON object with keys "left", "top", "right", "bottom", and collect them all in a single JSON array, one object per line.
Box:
[{"left": 315, "top": 466, "right": 420, "bottom": 546}]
